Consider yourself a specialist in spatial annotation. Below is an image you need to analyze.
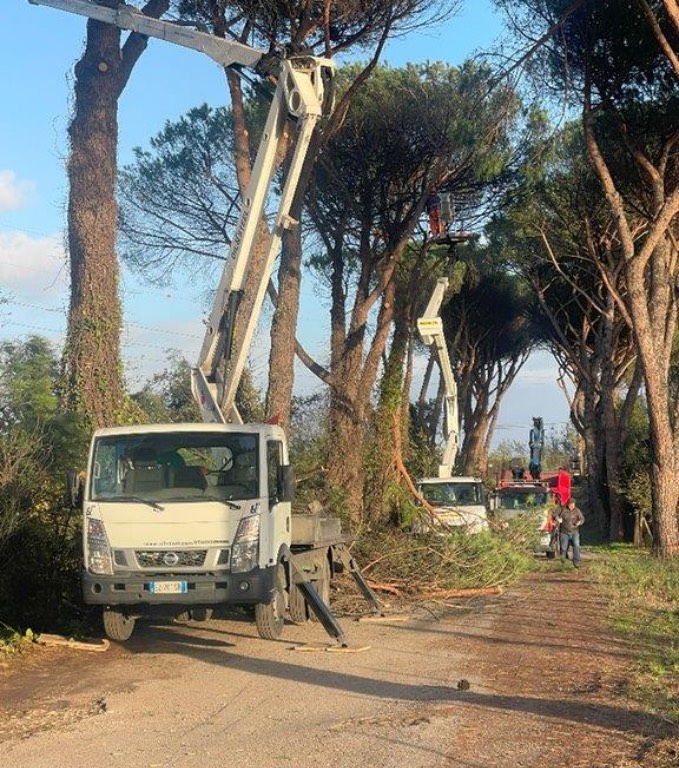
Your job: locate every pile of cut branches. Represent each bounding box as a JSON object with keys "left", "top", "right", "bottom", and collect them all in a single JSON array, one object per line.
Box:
[{"left": 349, "top": 522, "right": 537, "bottom": 598}]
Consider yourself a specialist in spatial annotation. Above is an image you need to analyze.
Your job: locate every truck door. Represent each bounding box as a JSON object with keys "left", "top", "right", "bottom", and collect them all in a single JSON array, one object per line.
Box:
[{"left": 266, "top": 440, "right": 291, "bottom": 555}]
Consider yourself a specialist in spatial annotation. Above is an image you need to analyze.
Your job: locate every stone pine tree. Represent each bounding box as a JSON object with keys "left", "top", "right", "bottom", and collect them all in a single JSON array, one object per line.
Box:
[
  {"left": 62, "top": 0, "right": 169, "bottom": 429},
  {"left": 175, "top": 0, "right": 455, "bottom": 432},
  {"left": 440, "top": 255, "right": 534, "bottom": 477},
  {"left": 496, "top": 0, "right": 679, "bottom": 556},
  {"left": 305, "top": 63, "right": 518, "bottom": 526},
  {"left": 491, "top": 124, "right": 640, "bottom": 541}
]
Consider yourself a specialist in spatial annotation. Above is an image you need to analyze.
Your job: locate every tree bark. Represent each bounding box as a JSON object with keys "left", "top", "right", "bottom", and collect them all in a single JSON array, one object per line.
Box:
[
  {"left": 62, "top": 1, "right": 168, "bottom": 428},
  {"left": 64, "top": 20, "right": 123, "bottom": 428},
  {"left": 326, "top": 268, "right": 398, "bottom": 527},
  {"left": 582, "top": 91, "right": 679, "bottom": 556},
  {"left": 266, "top": 205, "right": 303, "bottom": 432},
  {"left": 366, "top": 294, "right": 412, "bottom": 523}
]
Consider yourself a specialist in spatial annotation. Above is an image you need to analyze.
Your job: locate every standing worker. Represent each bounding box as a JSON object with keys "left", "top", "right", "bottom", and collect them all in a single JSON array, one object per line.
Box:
[{"left": 557, "top": 498, "right": 585, "bottom": 568}]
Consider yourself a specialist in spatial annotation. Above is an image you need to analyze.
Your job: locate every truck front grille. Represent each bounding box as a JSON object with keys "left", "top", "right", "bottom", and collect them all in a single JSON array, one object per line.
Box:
[{"left": 135, "top": 550, "right": 208, "bottom": 568}]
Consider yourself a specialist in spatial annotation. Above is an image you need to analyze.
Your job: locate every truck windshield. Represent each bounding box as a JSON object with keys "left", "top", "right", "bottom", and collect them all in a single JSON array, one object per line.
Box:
[
  {"left": 499, "top": 492, "right": 548, "bottom": 509},
  {"left": 90, "top": 431, "right": 259, "bottom": 503},
  {"left": 420, "top": 482, "right": 483, "bottom": 506}
]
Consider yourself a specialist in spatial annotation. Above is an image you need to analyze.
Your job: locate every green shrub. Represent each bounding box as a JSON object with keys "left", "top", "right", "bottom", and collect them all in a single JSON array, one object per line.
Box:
[
  {"left": 0, "top": 623, "right": 34, "bottom": 657},
  {"left": 0, "top": 499, "right": 82, "bottom": 632}
]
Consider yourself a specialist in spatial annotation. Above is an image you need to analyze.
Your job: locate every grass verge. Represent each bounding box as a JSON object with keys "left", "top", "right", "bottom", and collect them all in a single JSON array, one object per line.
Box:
[{"left": 590, "top": 543, "right": 679, "bottom": 723}]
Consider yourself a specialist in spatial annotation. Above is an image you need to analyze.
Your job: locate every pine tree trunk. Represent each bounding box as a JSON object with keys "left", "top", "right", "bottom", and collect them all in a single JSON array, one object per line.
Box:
[
  {"left": 601, "top": 388, "right": 625, "bottom": 540},
  {"left": 61, "top": 2, "right": 168, "bottom": 428},
  {"left": 650, "top": 446, "right": 679, "bottom": 557},
  {"left": 267, "top": 215, "right": 302, "bottom": 432},
  {"left": 63, "top": 20, "right": 124, "bottom": 428},
  {"left": 327, "top": 396, "right": 366, "bottom": 528},
  {"left": 366, "top": 302, "right": 410, "bottom": 524}
]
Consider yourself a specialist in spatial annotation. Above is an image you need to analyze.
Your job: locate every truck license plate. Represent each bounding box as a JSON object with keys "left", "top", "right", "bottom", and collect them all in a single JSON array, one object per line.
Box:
[{"left": 149, "top": 581, "right": 188, "bottom": 594}]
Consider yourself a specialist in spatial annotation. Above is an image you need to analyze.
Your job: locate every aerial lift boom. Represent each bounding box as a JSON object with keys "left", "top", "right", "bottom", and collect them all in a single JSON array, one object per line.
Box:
[
  {"left": 414, "top": 278, "right": 489, "bottom": 533},
  {"left": 29, "top": 0, "right": 335, "bottom": 425},
  {"left": 416, "top": 277, "right": 459, "bottom": 478}
]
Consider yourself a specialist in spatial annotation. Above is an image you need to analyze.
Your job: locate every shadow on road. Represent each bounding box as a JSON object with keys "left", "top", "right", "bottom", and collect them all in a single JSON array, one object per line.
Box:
[{"left": 122, "top": 618, "right": 668, "bottom": 741}]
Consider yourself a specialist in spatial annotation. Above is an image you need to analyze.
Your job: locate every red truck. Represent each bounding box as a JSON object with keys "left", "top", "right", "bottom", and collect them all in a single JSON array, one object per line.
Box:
[{"left": 490, "top": 469, "right": 571, "bottom": 557}]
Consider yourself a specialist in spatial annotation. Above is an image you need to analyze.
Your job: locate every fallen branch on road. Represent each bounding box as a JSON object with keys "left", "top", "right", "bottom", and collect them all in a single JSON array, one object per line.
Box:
[
  {"left": 366, "top": 580, "right": 402, "bottom": 595},
  {"left": 421, "top": 586, "right": 503, "bottom": 599},
  {"left": 35, "top": 633, "right": 110, "bottom": 652}
]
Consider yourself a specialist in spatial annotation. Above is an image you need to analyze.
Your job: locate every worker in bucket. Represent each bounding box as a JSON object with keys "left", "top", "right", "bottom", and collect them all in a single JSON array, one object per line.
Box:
[{"left": 425, "top": 188, "right": 444, "bottom": 235}]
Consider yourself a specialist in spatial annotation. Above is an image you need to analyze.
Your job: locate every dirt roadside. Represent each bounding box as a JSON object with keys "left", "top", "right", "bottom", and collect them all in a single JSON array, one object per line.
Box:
[{"left": 1, "top": 560, "right": 677, "bottom": 768}]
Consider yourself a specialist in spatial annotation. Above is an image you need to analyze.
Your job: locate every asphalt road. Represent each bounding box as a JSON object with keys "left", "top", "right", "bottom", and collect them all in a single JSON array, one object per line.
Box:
[
  {"left": 2, "top": 568, "right": 674, "bottom": 768},
  {"left": 1, "top": 600, "right": 478, "bottom": 768}
]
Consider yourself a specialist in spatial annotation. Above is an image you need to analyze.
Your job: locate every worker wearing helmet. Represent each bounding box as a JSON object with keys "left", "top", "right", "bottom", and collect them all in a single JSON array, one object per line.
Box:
[{"left": 425, "top": 188, "right": 444, "bottom": 235}]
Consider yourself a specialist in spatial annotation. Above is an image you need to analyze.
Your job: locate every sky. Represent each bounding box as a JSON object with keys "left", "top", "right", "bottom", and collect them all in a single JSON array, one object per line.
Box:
[{"left": 0, "top": 0, "right": 571, "bottom": 452}]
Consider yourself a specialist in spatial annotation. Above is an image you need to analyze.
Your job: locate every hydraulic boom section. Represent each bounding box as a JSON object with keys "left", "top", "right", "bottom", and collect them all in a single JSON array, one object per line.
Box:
[
  {"left": 193, "top": 55, "right": 334, "bottom": 425},
  {"left": 417, "top": 277, "right": 459, "bottom": 477},
  {"left": 28, "top": 0, "right": 265, "bottom": 70},
  {"left": 29, "top": 0, "right": 336, "bottom": 426}
]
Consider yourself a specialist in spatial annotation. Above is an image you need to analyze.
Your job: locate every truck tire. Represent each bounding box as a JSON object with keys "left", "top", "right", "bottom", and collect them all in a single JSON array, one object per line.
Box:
[
  {"left": 191, "top": 608, "right": 213, "bottom": 622},
  {"left": 309, "top": 556, "right": 331, "bottom": 622},
  {"left": 255, "top": 564, "right": 286, "bottom": 640},
  {"left": 102, "top": 608, "right": 135, "bottom": 642},
  {"left": 288, "top": 583, "right": 308, "bottom": 624}
]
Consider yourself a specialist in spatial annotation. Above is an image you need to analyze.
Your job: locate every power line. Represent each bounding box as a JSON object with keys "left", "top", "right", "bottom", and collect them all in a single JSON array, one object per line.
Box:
[
  {"left": 125, "top": 321, "right": 200, "bottom": 339},
  {"left": 1, "top": 299, "right": 64, "bottom": 313},
  {"left": 1, "top": 298, "right": 202, "bottom": 340},
  {"left": 1, "top": 320, "right": 64, "bottom": 335}
]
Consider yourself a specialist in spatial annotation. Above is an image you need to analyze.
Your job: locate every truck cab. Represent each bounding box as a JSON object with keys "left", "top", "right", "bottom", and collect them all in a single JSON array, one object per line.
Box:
[
  {"left": 415, "top": 476, "right": 488, "bottom": 534},
  {"left": 82, "top": 423, "right": 294, "bottom": 639}
]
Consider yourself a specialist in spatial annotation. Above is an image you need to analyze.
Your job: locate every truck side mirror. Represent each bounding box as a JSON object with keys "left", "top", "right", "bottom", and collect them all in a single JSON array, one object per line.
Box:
[
  {"left": 277, "top": 465, "right": 296, "bottom": 503},
  {"left": 66, "top": 470, "right": 84, "bottom": 508}
]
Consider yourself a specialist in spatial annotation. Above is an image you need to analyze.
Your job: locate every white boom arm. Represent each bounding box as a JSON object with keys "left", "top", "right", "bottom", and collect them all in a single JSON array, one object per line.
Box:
[
  {"left": 30, "top": 0, "right": 335, "bottom": 425},
  {"left": 193, "top": 57, "right": 332, "bottom": 424},
  {"left": 417, "top": 277, "right": 459, "bottom": 478},
  {"left": 29, "top": 0, "right": 265, "bottom": 69}
]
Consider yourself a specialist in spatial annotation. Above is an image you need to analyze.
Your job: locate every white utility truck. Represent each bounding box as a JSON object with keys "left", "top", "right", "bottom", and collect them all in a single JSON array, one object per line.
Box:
[
  {"left": 416, "top": 277, "right": 488, "bottom": 533},
  {"left": 32, "top": 0, "right": 379, "bottom": 643}
]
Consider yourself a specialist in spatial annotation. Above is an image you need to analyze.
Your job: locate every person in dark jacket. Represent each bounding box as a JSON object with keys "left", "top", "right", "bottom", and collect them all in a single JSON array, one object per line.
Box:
[{"left": 557, "top": 498, "right": 585, "bottom": 568}]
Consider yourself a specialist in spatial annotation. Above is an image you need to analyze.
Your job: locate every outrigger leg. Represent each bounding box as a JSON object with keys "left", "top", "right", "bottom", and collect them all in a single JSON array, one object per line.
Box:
[
  {"left": 289, "top": 558, "right": 348, "bottom": 646},
  {"left": 333, "top": 544, "right": 383, "bottom": 614}
]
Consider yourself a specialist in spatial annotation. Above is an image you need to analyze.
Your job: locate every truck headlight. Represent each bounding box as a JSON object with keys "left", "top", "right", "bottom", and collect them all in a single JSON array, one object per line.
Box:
[
  {"left": 87, "top": 518, "right": 113, "bottom": 575},
  {"left": 231, "top": 515, "right": 260, "bottom": 574}
]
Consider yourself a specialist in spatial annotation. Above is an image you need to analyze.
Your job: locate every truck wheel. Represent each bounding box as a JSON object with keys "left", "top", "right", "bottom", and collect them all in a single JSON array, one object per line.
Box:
[
  {"left": 288, "top": 583, "right": 308, "bottom": 624},
  {"left": 102, "top": 608, "right": 135, "bottom": 642},
  {"left": 191, "top": 608, "right": 213, "bottom": 622},
  {"left": 255, "top": 564, "right": 286, "bottom": 640},
  {"left": 310, "top": 557, "right": 331, "bottom": 622},
  {"left": 546, "top": 550, "right": 556, "bottom": 560}
]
